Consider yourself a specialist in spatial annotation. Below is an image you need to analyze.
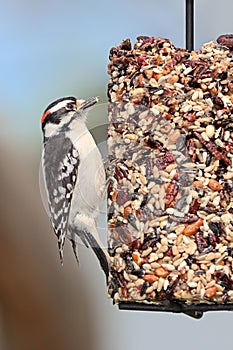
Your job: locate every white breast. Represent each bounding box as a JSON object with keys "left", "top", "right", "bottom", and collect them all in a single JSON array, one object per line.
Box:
[{"left": 68, "top": 121, "right": 106, "bottom": 220}]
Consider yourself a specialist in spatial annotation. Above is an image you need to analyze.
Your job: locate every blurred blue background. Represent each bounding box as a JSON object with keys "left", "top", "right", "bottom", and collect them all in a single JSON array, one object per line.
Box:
[{"left": 1, "top": 1, "right": 233, "bottom": 349}]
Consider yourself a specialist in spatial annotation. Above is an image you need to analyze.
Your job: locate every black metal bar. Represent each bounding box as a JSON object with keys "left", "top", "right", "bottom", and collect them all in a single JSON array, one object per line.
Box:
[
  {"left": 119, "top": 302, "right": 233, "bottom": 319},
  {"left": 186, "top": 0, "right": 194, "bottom": 50}
]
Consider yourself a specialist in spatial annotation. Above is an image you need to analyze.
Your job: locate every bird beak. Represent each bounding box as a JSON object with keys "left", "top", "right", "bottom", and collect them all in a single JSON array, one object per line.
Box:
[{"left": 78, "top": 97, "right": 99, "bottom": 110}]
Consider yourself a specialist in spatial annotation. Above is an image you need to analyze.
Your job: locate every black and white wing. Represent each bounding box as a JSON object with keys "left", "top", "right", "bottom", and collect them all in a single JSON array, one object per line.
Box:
[{"left": 42, "top": 134, "right": 79, "bottom": 262}]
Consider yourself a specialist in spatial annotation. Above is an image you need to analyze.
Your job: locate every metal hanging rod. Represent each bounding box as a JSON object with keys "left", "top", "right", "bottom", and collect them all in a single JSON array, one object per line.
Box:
[{"left": 186, "top": 0, "right": 194, "bottom": 50}]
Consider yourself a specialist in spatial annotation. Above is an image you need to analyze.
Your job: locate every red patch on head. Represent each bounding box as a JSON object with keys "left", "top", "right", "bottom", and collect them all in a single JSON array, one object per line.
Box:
[{"left": 40, "top": 109, "right": 50, "bottom": 124}]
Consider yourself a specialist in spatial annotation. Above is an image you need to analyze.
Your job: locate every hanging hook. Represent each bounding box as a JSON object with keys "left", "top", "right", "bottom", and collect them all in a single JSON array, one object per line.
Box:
[{"left": 186, "top": 0, "right": 194, "bottom": 50}]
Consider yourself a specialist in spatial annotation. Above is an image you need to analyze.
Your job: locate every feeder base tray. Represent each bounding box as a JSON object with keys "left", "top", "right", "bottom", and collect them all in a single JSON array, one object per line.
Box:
[{"left": 118, "top": 301, "right": 233, "bottom": 319}]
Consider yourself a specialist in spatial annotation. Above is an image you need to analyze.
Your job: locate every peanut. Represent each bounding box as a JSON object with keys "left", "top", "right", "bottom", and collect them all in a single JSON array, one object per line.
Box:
[
  {"left": 205, "top": 286, "right": 217, "bottom": 298},
  {"left": 143, "top": 274, "right": 159, "bottom": 283},
  {"left": 132, "top": 251, "right": 143, "bottom": 266},
  {"left": 192, "top": 180, "right": 203, "bottom": 188},
  {"left": 208, "top": 179, "right": 223, "bottom": 191},
  {"left": 155, "top": 267, "right": 169, "bottom": 278},
  {"left": 183, "top": 218, "right": 203, "bottom": 236},
  {"left": 123, "top": 206, "right": 132, "bottom": 218}
]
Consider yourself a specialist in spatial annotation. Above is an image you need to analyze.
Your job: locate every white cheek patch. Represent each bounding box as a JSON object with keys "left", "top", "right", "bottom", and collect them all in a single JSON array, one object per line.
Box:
[{"left": 44, "top": 123, "right": 59, "bottom": 138}]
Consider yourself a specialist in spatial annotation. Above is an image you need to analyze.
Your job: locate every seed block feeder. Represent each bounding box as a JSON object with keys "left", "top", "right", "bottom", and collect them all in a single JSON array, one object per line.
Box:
[{"left": 107, "top": 0, "right": 233, "bottom": 318}]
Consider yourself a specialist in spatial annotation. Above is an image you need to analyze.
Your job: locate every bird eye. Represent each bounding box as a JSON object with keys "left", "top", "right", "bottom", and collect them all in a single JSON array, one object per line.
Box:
[{"left": 66, "top": 102, "right": 75, "bottom": 111}]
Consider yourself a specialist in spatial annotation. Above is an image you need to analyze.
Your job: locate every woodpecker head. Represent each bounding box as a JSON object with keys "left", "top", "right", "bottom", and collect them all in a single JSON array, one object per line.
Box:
[{"left": 41, "top": 96, "right": 99, "bottom": 137}]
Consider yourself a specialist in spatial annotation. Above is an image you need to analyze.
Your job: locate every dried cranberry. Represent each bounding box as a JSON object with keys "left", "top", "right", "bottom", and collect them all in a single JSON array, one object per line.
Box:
[
  {"left": 114, "top": 166, "right": 129, "bottom": 180},
  {"left": 120, "top": 38, "right": 132, "bottom": 50},
  {"left": 189, "top": 198, "right": 200, "bottom": 214},
  {"left": 217, "top": 34, "right": 233, "bottom": 50},
  {"left": 208, "top": 234, "right": 217, "bottom": 248},
  {"left": 137, "top": 56, "right": 148, "bottom": 68},
  {"left": 115, "top": 225, "right": 133, "bottom": 244},
  {"left": 193, "top": 131, "right": 231, "bottom": 166},
  {"left": 156, "top": 151, "right": 175, "bottom": 170},
  {"left": 129, "top": 238, "right": 141, "bottom": 250},
  {"left": 107, "top": 181, "right": 113, "bottom": 196},
  {"left": 165, "top": 181, "right": 179, "bottom": 208},
  {"left": 116, "top": 190, "right": 130, "bottom": 205}
]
